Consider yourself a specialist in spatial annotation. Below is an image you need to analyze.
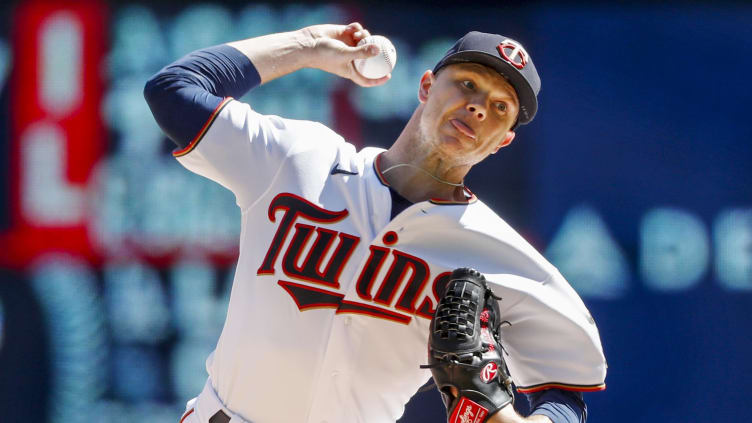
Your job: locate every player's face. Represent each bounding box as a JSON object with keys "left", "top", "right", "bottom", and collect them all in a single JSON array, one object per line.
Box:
[{"left": 418, "top": 63, "right": 519, "bottom": 165}]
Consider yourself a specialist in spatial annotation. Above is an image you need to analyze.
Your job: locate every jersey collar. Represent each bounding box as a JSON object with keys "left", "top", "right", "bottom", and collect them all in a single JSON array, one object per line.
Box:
[{"left": 372, "top": 153, "right": 477, "bottom": 205}]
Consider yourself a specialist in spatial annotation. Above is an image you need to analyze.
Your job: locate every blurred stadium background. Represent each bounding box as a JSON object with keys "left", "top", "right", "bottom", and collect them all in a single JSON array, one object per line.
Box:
[{"left": 0, "top": 1, "right": 750, "bottom": 422}]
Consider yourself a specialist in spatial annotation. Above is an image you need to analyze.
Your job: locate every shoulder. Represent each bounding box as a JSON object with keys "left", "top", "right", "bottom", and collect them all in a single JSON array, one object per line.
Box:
[
  {"left": 449, "top": 199, "right": 559, "bottom": 280},
  {"left": 208, "top": 99, "right": 348, "bottom": 152},
  {"left": 223, "top": 100, "right": 343, "bottom": 137},
  {"left": 459, "top": 199, "right": 523, "bottom": 242}
]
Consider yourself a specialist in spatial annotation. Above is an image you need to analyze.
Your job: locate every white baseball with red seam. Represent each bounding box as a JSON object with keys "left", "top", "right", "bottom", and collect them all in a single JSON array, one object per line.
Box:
[{"left": 354, "top": 35, "right": 397, "bottom": 79}]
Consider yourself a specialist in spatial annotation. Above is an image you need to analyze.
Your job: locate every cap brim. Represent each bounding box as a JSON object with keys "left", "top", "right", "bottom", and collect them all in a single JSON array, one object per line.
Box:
[{"left": 436, "top": 51, "right": 537, "bottom": 126}]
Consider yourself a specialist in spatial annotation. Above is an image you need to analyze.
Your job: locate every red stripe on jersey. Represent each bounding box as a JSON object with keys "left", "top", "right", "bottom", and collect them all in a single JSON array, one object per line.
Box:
[
  {"left": 179, "top": 408, "right": 195, "bottom": 423},
  {"left": 517, "top": 382, "right": 606, "bottom": 394}
]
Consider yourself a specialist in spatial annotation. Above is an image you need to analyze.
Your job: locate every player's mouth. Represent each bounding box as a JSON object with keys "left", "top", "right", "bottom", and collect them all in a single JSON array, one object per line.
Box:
[{"left": 449, "top": 119, "right": 476, "bottom": 140}]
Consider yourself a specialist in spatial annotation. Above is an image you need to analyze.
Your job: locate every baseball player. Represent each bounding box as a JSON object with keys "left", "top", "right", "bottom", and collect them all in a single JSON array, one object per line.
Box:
[{"left": 144, "top": 23, "right": 606, "bottom": 423}]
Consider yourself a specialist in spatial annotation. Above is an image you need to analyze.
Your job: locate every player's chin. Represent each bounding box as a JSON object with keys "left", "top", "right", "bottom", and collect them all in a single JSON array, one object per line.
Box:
[
  {"left": 437, "top": 136, "right": 491, "bottom": 165},
  {"left": 433, "top": 136, "right": 474, "bottom": 161},
  {"left": 434, "top": 132, "right": 463, "bottom": 150},
  {"left": 438, "top": 128, "right": 477, "bottom": 151}
]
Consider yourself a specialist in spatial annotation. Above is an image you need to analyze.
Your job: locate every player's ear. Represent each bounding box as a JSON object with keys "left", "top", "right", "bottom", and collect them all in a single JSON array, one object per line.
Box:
[
  {"left": 491, "top": 131, "right": 515, "bottom": 154},
  {"left": 418, "top": 70, "right": 435, "bottom": 103}
]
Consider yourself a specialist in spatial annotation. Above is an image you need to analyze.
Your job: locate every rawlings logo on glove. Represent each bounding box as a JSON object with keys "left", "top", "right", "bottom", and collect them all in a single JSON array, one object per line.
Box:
[{"left": 421, "top": 268, "right": 514, "bottom": 423}]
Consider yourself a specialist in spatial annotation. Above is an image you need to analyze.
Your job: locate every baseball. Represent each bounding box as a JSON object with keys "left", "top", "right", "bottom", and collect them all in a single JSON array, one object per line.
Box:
[{"left": 354, "top": 35, "right": 397, "bottom": 79}]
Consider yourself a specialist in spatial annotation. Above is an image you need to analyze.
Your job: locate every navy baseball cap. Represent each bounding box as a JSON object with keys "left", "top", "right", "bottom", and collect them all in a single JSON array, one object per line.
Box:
[{"left": 433, "top": 31, "right": 541, "bottom": 127}]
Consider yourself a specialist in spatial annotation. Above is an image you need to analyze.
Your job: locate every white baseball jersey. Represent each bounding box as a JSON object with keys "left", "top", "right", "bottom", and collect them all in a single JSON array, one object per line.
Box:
[{"left": 174, "top": 98, "right": 607, "bottom": 423}]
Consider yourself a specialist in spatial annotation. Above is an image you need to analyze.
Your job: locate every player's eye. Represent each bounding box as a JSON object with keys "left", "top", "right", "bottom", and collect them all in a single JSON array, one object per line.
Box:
[
  {"left": 461, "top": 80, "right": 475, "bottom": 90},
  {"left": 495, "top": 102, "right": 507, "bottom": 112}
]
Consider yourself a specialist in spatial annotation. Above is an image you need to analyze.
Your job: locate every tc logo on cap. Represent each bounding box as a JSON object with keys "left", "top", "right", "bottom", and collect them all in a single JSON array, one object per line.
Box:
[{"left": 497, "top": 40, "right": 528, "bottom": 70}]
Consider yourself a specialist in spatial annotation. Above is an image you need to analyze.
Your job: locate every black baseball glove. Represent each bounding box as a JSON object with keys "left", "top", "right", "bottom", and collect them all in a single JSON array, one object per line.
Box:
[{"left": 421, "top": 268, "right": 514, "bottom": 423}]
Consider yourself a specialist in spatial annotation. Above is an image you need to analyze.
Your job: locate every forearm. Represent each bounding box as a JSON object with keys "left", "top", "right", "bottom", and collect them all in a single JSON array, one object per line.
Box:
[
  {"left": 229, "top": 23, "right": 386, "bottom": 88},
  {"left": 524, "top": 389, "right": 587, "bottom": 423},
  {"left": 226, "top": 29, "right": 313, "bottom": 85},
  {"left": 487, "top": 403, "right": 552, "bottom": 423},
  {"left": 523, "top": 415, "right": 553, "bottom": 423}
]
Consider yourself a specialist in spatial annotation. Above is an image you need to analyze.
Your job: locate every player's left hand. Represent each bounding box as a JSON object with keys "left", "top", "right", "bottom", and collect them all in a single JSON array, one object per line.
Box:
[
  {"left": 301, "top": 22, "right": 392, "bottom": 87},
  {"left": 422, "top": 268, "right": 515, "bottom": 423}
]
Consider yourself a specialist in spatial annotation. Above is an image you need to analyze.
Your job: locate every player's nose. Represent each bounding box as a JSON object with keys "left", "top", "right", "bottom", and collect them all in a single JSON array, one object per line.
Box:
[{"left": 466, "top": 102, "right": 486, "bottom": 121}]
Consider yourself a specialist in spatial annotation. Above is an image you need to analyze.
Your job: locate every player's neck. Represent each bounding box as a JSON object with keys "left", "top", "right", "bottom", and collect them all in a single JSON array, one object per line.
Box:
[
  {"left": 378, "top": 160, "right": 467, "bottom": 203},
  {"left": 382, "top": 111, "right": 470, "bottom": 203}
]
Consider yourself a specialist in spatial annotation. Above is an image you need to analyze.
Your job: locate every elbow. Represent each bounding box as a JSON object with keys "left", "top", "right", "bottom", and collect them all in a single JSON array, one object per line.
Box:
[
  {"left": 143, "top": 73, "right": 162, "bottom": 109},
  {"left": 142, "top": 72, "right": 176, "bottom": 142}
]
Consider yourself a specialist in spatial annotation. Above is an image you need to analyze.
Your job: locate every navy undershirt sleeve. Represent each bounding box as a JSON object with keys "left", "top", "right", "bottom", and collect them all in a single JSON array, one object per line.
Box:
[
  {"left": 525, "top": 389, "right": 587, "bottom": 423},
  {"left": 143, "top": 44, "right": 261, "bottom": 148}
]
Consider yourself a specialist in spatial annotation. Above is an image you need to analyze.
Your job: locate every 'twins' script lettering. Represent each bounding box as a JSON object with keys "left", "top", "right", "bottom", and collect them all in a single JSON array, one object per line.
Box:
[
  {"left": 257, "top": 193, "right": 448, "bottom": 324},
  {"left": 257, "top": 193, "right": 356, "bottom": 288}
]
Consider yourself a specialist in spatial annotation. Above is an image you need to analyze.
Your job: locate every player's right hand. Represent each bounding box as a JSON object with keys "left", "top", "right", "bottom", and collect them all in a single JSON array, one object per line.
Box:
[{"left": 301, "top": 23, "right": 391, "bottom": 87}]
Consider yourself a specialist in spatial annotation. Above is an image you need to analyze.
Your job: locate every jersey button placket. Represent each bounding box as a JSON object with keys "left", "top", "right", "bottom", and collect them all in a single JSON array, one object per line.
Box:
[{"left": 306, "top": 315, "right": 353, "bottom": 422}]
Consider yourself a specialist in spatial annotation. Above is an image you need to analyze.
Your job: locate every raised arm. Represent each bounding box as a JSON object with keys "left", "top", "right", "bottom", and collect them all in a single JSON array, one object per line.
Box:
[
  {"left": 144, "top": 22, "right": 387, "bottom": 149},
  {"left": 227, "top": 22, "right": 390, "bottom": 87}
]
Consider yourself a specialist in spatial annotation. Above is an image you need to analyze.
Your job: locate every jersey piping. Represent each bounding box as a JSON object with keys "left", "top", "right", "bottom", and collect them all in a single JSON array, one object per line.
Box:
[
  {"left": 179, "top": 408, "right": 195, "bottom": 423},
  {"left": 172, "top": 97, "right": 233, "bottom": 157},
  {"left": 517, "top": 381, "right": 607, "bottom": 394}
]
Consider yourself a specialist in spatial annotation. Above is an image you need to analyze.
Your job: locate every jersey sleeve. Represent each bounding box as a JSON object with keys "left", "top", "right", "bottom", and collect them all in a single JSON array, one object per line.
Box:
[
  {"left": 401, "top": 202, "right": 608, "bottom": 392},
  {"left": 144, "top": 44, "right": 345, "bottom": 209},
  {"left": 484, "top": 266, "right": 607, "bottom": 394},
  {"left": 173, "top": 100, "right": 342, "bottom": 209}
]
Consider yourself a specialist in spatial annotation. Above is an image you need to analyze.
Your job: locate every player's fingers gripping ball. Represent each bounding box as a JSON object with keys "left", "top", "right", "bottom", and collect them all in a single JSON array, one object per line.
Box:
[
  {"left": 353, "top": 35, "right": 397, "bottom": 79},
  {"left": 422, "top": 268, "right": 514, "bottom": 423}
]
